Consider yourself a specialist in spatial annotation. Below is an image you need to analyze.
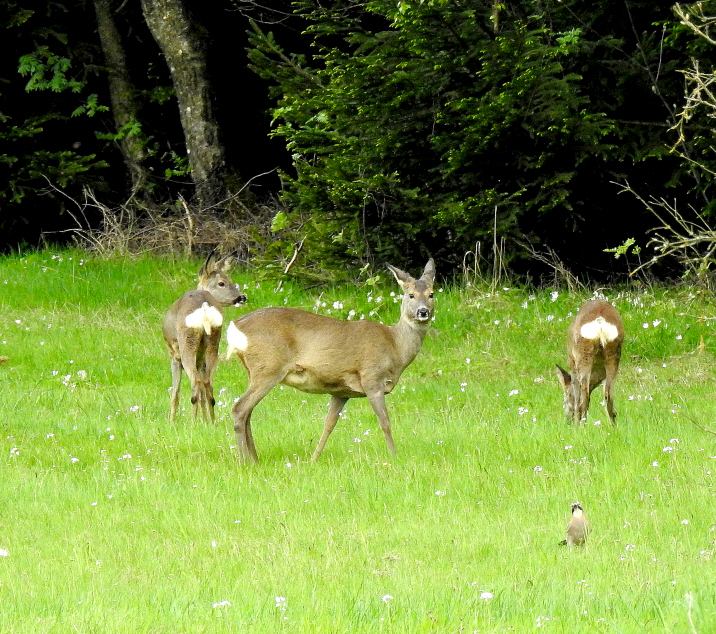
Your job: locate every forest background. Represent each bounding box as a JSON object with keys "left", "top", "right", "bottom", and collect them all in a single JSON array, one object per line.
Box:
[{"left": 3, "top": 0, "right": 716, "bottom": 283}]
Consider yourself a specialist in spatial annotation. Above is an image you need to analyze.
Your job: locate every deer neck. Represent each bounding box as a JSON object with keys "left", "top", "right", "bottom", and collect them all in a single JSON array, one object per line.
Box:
[{"left": 389, "top": 316, "right": 430, "bottom": 369}]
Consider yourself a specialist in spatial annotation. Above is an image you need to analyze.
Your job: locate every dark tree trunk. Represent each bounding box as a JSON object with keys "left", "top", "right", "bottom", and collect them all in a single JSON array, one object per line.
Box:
[
  {"left": 94, "top": 0, "right": 150, "bottom": 199},
  {"left": 139, "top": 0, "right": 228, "bottom": 207}
]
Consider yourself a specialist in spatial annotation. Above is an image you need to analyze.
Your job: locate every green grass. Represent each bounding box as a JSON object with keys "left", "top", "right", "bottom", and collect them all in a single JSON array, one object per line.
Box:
[{"left": 2, "top": 249, "right": 716, "bottom": 632}]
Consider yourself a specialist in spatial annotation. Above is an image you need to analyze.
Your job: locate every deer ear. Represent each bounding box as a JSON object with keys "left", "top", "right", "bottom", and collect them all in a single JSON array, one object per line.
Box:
[
  {"left": 199, "top": 248, "right": 218, "bottom": 277},
  {"left": 386, "top": 264, "right": 411, "bottom": 289},
  {"left": 555, "top": 364, "right": 571, "bottom": 390},
  {"left": 421, "top": 259, "right": 435, "bottom": 284},
  {"left": 219, "top": 254, "right": 234, "bottom": 272}
]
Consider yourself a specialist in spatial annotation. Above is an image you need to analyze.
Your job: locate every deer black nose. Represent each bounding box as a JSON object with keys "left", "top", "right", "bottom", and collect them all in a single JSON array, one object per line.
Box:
[
  {"left": 235, "top": 294, "right": 248, "bottom": 306},
  {"left": 417, "top": 307, "right": 430, "bottom": 320}
]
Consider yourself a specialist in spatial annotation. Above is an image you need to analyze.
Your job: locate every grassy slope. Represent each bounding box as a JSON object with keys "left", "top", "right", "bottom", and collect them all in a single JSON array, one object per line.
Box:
[{"left": 1, "top": 250, "right": 716, "bottom": 632}]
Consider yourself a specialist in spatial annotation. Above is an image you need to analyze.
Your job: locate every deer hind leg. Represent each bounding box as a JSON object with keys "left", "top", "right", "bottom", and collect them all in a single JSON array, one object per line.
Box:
[
  {"left": 178, "top": 330, "right": 204, "bottom": 420},
  {"left": 196, "top": 356, "right": 212, "bottom": 422},
  {"left": 231, "top": 373, "right": 283, "bottom": 463},
  {"left": 367, "top": 391, "right": 397, "bottom": 455},
  {"left": 603, "top": 355, "right": 620, "bottom": 424},
  {"left": 168, "top": 347, "right": 183, "bottom": 423},
  {"left": 311, "top": 396, "right": 349, "bottom": 462},
  {"left": 201, "top": 334, "right": 220, "bottom": 423},
  {"left": 189, "top": 362, "right": 204, "bottom": 421},
  {"left": 244, "top": 411, "right": 258, "bottom": 462}
]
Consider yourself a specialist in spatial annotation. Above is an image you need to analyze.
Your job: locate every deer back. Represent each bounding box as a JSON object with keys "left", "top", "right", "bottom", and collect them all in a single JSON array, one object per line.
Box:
[
  {"left": 162, "top": 290, "right": 224, "bottom": 343},
  {"left": 567, "top": 300, "right": 624, "bottom": 362},
  {"left": 226, "top": 259, "right": 435, "bottom": 398}
]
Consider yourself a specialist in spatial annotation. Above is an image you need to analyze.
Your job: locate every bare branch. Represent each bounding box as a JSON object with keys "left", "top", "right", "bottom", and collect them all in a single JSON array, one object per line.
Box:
[
  {"left": 614, "top": 182, "right": 716, "bottom": 288},
  {"left": 516, "top": 239, "right": 584, "bottom": 294}
]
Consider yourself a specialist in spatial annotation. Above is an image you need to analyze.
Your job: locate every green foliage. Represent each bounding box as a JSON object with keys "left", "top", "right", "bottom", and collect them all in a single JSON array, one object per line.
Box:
[
  {"left": 146, "top": 61, "right": 175, "bottom": 104},
  {"left": 249, "top": 0, "right": 687, "bottom": 278},
  {"left": 604, "top": 238, "right": 641, "bottom": 259},
  {"left": 162, "top": 150, "right": 191, "bottom": 178},
  {"left": 18, "top": 45, "right": 84, "bottom": 93},
  {"left": 0, "top": 4, "right": 112, "bottom": 233},
  {"left": 72, "top": 93, "right": 110, "bottom": 118},
  {"left": 270, "top": 209, "right": 289, "bottom": 232},
  {"left": 0, "top": 114, "right": 107, "bottom": 204}
]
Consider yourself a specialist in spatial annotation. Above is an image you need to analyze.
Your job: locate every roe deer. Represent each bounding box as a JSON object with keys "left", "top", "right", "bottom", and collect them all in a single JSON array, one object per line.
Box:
[
  {"left": 162, "top": 250, "right": 246, "bottom": 423},
  {"left": 556, "top": 299, "right": 624, "bottom": 424},
  {"left": 225, "top": 259, "right": 436, "bottom": 463}
]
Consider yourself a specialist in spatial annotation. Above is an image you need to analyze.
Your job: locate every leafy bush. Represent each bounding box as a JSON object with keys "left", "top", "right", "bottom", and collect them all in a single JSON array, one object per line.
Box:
[{"left": 249, "top": 0, "right": 689, "bottom": 279}]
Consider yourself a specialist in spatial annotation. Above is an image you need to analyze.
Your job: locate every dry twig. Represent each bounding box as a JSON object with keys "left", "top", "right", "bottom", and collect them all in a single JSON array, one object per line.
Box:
[
  {"left": 615, "top": 182, "right": 716, "bottom": 288},
  {"left": 517, "top": 239, "right": 584, "bottom": 294}
]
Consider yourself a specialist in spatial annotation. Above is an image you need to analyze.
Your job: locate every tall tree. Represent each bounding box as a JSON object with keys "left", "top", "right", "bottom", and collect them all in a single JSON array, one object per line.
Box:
[
  {"left": 94, "top": 0, "right": 150, "bottom": 199},
  {"left": 140, "top": 0, "right": 228, "bottom": 207}
]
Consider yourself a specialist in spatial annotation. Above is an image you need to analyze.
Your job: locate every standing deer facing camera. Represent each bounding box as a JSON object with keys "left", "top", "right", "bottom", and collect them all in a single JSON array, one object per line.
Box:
[
  {"left": 225, "top": 259, "right": 436, "bottom": 463},
  {"left": 556, "top": 300, "right": 624, "bottom": 424},
  {"left": 163, "top": 250, "right": 246, "bottom": 423}
]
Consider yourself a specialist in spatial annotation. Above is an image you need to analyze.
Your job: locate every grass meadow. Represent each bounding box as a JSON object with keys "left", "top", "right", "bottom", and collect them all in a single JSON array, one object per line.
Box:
[{"left": 2, "top": 249, "right": 716, "bottom": 633}]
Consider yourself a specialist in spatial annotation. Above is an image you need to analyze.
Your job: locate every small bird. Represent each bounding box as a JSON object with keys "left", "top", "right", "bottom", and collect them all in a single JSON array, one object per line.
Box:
[{"left": 560, "top": 502, "right": 590, "bottom": 546}]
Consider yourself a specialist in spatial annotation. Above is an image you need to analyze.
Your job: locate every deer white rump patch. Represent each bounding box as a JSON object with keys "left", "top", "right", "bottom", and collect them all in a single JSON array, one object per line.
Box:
[
  {"left": 185, "top": 302, "right": 223, "bottom": 335},
  {"left": 580, "top": 317, "right": 619, "bottom": 343},
  {"left": 225, "top": 321, "right": 248, "bottom": 360}
]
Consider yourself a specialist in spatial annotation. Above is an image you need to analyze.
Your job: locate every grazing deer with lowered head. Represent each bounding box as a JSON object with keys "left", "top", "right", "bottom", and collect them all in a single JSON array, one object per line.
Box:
[
  {"left": 225, "top": 259, "right": 436, "bottom": 463},
  {"left": 163, "top": 251, "right": 247, "bottom": 423},
  {"left": 556, "top": 299, "right": 624, "bottom": 424}
]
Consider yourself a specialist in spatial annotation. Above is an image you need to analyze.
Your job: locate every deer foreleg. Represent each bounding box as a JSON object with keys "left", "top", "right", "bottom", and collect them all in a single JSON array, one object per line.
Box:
[
  {"left": 576, "top": 378, "right": 590, "bottom": 423},
  {"left": 367, "top": 392, "right": 396, "bottom": 455}
]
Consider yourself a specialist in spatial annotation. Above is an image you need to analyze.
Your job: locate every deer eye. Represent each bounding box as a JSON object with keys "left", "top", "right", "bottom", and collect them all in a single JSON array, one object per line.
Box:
[
  {"left": 218, "top": 281, "right": 226, "bottom": 287},
  {"left": 409, "top": 293, "right": 415, "bottom": 299},
  {"left": 429, "top": 292, "right": 434, "bottom": 298}
]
